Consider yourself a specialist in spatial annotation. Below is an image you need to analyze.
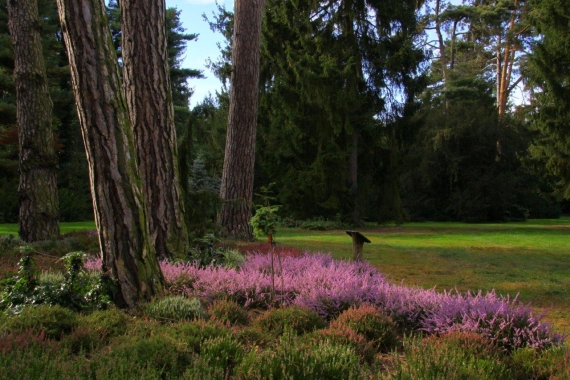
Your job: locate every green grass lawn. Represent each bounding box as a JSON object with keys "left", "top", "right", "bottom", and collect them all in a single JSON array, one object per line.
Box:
[
  {"left": 0, "top": 221, "right": 95, "bottom": 236},
  {"left": 275, "top": 218, "right": 570, "bottom": 332}
]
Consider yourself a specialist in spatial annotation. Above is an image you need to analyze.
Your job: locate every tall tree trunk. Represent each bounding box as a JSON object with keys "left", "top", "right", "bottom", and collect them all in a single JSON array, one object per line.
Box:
[
  {"left": 218, "top": 0, "right": 266, "bottom": 240},
  {"left": 120, "top": 0, "right": 189, "bottom": 260},
  {"left": 56, "top": 0, "right": 164, "bottom": 308},
  {"left": 7, "top": 0, "right": 59, "bottom": 242}
]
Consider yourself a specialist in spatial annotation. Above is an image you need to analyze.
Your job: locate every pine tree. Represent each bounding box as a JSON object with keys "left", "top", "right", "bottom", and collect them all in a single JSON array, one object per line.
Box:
[
  {"left": 56, "top": 0, "right": 164, "bottom": 308},
  {"left": 525, "top": 0, "right": 570, "bottom": 198},
  {"left": 7, "top": 0, "right": 59, "bottom": 241},
  {"left": 218, "top": 0, "right": 266, "bottom": 239}
]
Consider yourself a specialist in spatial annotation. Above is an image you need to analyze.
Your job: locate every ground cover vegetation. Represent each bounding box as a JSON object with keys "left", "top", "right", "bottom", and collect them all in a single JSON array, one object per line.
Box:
[
  {"left": 0, "top": 234, "right": 567, "bottom": 378},
  {"left": 2, "top": 0, "right": 570, "bottom": 377}
]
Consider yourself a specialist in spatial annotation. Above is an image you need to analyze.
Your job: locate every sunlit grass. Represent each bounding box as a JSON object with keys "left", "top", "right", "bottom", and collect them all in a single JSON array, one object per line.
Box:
[
  {"left": 0, "top": 221, "right": 95, "bottom": 236},
  {"left": 274, "top": 219, "right": 570, "bottom": 332},
  {"left": 1, "top": 218, "right": 568, "bottom": 332}
]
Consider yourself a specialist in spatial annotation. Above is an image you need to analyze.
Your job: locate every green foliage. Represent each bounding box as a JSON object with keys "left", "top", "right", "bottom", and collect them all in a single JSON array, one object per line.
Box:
[
  {"left": 197, "top": 335, "right": 244, "bottom": 376},
  {"left": 250, "top": 206, "right": 280, "bottom": 238},
  {"left": 306, "top": 325, "right": 376, "bottom": 363},
  {"left": 386, "top": 332, "right": 512, "bottom": 380},
  {"left": 330, "top": 304, "right": 398, "bottom": 352},
  {"left": 233, "top": 326, "right": 273, "bottom": 348},
  {"left": 0, "top": 235, "right": 21, "bottom": 255},
  {"left": 400, "top": 96, "right": 554, "bottom": 222},
  {"left": 299, "top": 216, "right": 345, "bottom": 231},
  {"left": 208, "top": 299, "right": 250, "bottom": 326},
  {"left": 252, "top": 306, "right": 326, "bottom": 337},
  {"left": 0, "top": 252, "right": 112, "bottom": 313},
  {"left": 145, "top": 295, "right": 206, "bottom": 323},
  {"left": 511, "top": 345, "right": 570, "bottom": 380},
  {"left": 173, "top": 319, "right": 231, "bottom": 353},
  {"left": 3, "top": 304, "right": 78, "bottom": 340},
  {"left": 235, "top": 331, "right": 363, "bottom": 380},
  {"left": 524, "top": 0, "right": 570, "bottom": 199},
  {"left": 220, "top": 248, "right": 246, "bottom": 268},
  {"left": 103, "top": 334, "right": 192, "bottom": 378}
]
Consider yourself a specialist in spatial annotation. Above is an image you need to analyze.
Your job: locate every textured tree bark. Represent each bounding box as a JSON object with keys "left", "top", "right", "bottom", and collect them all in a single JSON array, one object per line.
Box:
[
  {"left": 7, "top": 0, "right": 60, "bottom": 242},
  {"left": 218, "top": 0, "right": 266, "bottom": 240},
  {"left": 120, "top": 0, "right": 188, "bottom": 259},
  {"left": 56, "top": 0, "right": 164, "bottom": 308}
]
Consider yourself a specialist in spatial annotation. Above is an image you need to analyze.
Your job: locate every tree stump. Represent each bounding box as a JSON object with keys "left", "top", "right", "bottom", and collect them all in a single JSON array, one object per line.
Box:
[{"left": 345, "top": 230, "right": 371, "bottom": 262}]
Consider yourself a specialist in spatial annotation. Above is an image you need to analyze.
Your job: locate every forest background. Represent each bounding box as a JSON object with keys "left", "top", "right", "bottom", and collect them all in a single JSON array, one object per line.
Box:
[{"left": 1, "top": 0, "right": 569, "bottom": 232}]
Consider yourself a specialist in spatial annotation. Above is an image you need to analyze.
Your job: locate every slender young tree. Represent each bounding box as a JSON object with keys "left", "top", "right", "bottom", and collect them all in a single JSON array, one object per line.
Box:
[
  {"left": 7, "top": 0, "right": 59, "bottom": 241},
  {"left": 56, "top": 0, "right": 164, "bottom": 308},
  {"left": 120, "top": 0, "right": 189, "bottom": 259},
  {"left": 218, "top": 0, "right": 266, "bottom": 239}
]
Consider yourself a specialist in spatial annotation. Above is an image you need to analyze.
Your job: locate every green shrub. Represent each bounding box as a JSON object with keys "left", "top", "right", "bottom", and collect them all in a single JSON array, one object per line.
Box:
[
  {"left": 83, "top": 307, "right": 129, "bottom": 337},
  {"left": 386, "top": 332, "right": 512, "bottom": 380},
  {"left": 145, "top": 295, "right": 206, "bottom": 322},
  {"left": 4, "top": 304, "right": 78, "bottom": 340},
  {"left": 1, "top": 252, "right": 112, "bottom": 313},
  {"left": 0, "top": 235, "right": 21, "bottom": 255},
  {"left": 235, "top": 331, "right": 363, "bottom": 379},
  {"left": 511, "top": 346, "right": 570, "bottom": 380},
  {"left": 252, "top": 306, "right": 326, "bottom": 336},
  {"left": 208, "top": 299, "right": 250, "bottom": 326},
  {"left": 198, "top": 335, "right": 245, "bottom": 376},
  {"left": 330, "top": 304, "right": 398, "bottom": 351},
  {"left": 221, "top": 248, "right": 246, "bottom": 268},
  {"left": 233, "top": 326, "right": 273, "bottom": 349},
  {"left": 299, "top": 217, "right": 343, "bottom": 231},
  {"left": 101, "top": 334, "right": 192, "bottom": 378},
  {"left": 173, "top": 319, "right": 231, "bottom": 353},
  {"left": 306, "top": 324, "right": 376, "bottom": 363}
]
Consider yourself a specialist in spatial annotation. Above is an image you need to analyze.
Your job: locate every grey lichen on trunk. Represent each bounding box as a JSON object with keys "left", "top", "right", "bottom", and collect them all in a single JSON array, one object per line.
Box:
[
  {"left": 56, "top": 0, "right": 164, "bottom": 308},
  {"left": 8, "top": 0, "right": 60, "bottom": 242}
]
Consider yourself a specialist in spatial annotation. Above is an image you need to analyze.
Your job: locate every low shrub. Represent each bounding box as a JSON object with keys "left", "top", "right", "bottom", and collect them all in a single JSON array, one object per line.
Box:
[
  {"left": 90, "top": 252, "right": 564, "bottom": 350},
  {"left": 299, "top": 218, "right": 344, "bottom": 231},
  {"left": 1, "top": 253, "right": 112, "bottom": 313},
  {"left": 221, "top": 248, "right": 246, "bottom": 268},
  {"left": 4, "top": 304, "right": 78, "bottom": 340},
  {"left": 208, "top": 299, "right": 250, "bottom": 326},
  {"left": 101, "top": 334, "right": 192, "bottom": 377},
  {"left": 306, "top": 324, "right": 376, "bottom": 363},
  {"left": 330, "top": 304, "right": 398, "bottom": 352},
  {"left": 145, "top": 295, "right": 206, "bottom": 322},
  {"left": 511, "top": 345, "right": 570, "bottom": 380},
  {"left": 198, "top": 335, "right": 245, "bottom": 377},
  {"left": 235, "top": 331, "right": 364, "bottom": 379},
  {"left": 253, "top": 306, "right": 326, "bottom": 336},
  {"left": 386, "top": 332, "right": 512, "bottom": 380},
  {"left": 232, "top": 326, "right": 273, "bottom": 348},
  {"left": 173, "top": 319, "right": 231, "bottom": 353},
  {"left": 82, "top": 308, "right": 129, "bottom": 337},
  {"left": 0, "top": 235, "right": 21, "bottom": 255}
]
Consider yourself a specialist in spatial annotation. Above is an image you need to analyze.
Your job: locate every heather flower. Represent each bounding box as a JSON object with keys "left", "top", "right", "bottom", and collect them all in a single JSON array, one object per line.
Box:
[{"left": 85, "top": 251, "right": 564, "bottom": 350}]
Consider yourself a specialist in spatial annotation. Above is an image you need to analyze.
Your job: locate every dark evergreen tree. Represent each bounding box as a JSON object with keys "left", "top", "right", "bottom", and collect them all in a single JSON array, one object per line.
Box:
[
  {"left": 256, "top": 0, "right": 426, "bottom": 223},
  {"left": 524, "top": 0, "right": 570, "bottom": 199}
]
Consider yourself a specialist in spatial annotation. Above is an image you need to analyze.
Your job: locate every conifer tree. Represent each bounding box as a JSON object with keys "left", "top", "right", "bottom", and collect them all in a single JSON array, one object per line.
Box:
[
  {"left": 218, "top": 0, "right": 266, "bottom": 239},
  {"left": 525, "top": 0, "right": 570, "bottom": 197},
  {"left": 7, "top": 0, "right": 59, "bottom": 241}
]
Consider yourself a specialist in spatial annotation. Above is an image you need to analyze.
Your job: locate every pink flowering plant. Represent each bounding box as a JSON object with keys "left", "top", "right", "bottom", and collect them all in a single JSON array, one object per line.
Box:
[{"left": 84, "top": 251, "right": 564, "bottom": 350}]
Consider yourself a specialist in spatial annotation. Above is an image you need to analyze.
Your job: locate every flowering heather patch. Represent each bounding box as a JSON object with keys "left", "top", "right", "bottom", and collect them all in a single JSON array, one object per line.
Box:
[{"left": 84, "top": 252, "right": 564, "bottom": 349}]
